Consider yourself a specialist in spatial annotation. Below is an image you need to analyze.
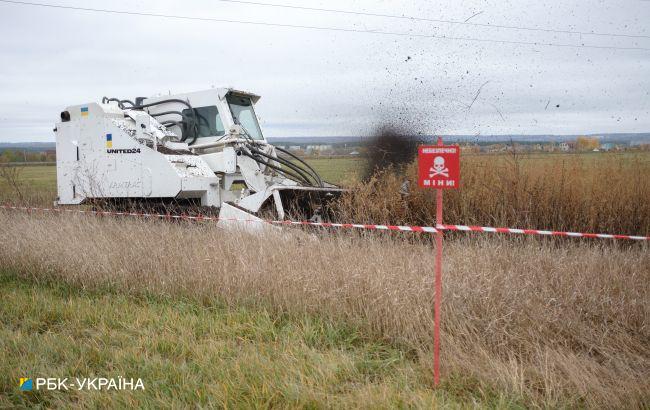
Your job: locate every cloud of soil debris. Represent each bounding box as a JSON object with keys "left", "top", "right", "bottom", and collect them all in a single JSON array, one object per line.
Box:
[{"left": 362, "top": 124, "right": 424, "bottom": 181}]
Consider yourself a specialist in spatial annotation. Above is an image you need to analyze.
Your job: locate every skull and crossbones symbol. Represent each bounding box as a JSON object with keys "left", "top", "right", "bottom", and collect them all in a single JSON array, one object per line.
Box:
[{"left": 429, "top": 156, "right": 449, "bottom": 177}]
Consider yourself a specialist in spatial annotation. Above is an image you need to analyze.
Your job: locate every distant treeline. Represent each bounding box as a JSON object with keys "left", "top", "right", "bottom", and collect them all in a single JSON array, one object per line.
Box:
[{"left": 0, "top": 149, "right": 55, "bottom": 163}]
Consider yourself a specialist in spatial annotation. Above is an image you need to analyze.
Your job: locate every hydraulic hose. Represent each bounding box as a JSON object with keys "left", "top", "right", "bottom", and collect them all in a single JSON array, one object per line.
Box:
[
  {"left": 274, "top": 145, "right": 324, "bottom": 187},
  {"left": 161, "top": 120, "right": 185, "bottom": 128},
  {"left": 247, "top": 145, "right": 317, "bottom": 187},
  {"left": 242, "top": 151, "right": 306, "bottom": 184},
  {"left": 102, "top": 97, "right": 122, "bottom": 107},
  {"left": 102, "top": 97, "right": 135, "bottom": 109},
  {"left": 151, "top": 111, "right": 199, "bottom": 142},
  {"left": 150, "top": 110, "right": 189, "bottom": 119},
  {"left": 103, "top": 96, "right": 201, "bottom": 142},
  {"left": 130, "top": 99, "right": 200, "bottom": 142},
  {"left": 128, "top": 98, "right": 194, "bottom": 112},
  {"left": 240, "top": 151, "right": 310, "bottom": 186},
  {"left": 158, "top": 118, "right": 194, "bottom": 142}
]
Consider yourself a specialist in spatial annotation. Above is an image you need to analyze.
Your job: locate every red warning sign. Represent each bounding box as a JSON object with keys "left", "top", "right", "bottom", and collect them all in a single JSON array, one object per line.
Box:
[{"left": 418, "top": 145, "right": 460, "bottom": 189}]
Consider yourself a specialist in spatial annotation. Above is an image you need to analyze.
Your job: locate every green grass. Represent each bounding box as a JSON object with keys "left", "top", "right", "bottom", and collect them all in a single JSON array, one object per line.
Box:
[
  {"left": 0, "top": 164, "right": 56, "bottom": 192},
  {"left": 0, "top": 270, "right": 523, "bottom": 408},
  {"left": 299, "top": 157, "right": 363, "bottom": 183}
]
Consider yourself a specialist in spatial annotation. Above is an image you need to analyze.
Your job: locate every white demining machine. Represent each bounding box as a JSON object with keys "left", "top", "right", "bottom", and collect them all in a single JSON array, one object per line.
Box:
[{"left": 54, "top": 88, "right": 342, "bottom": 225}]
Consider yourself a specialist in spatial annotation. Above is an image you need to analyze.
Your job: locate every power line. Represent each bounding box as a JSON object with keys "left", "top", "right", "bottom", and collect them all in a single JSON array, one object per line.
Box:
[
  {"left": 214, "top": 0, "right": 650, "bottom": 40},
  {"left": 1, "top": 0, "right": 649, "bottom": 51}
]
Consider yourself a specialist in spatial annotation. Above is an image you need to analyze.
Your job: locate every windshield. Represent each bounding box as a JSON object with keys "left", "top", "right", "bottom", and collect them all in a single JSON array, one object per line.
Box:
[{"left": 227, "top": 94, "right": 264, "bottom": 140}]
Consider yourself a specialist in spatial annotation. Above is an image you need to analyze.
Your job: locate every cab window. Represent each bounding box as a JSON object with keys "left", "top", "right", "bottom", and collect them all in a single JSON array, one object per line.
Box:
[
  {"left": 227, "top": 95, "right": 263, "bottom": 140},
  {"left": 181, "top": 106, "right": 225, "bottom": 138}
]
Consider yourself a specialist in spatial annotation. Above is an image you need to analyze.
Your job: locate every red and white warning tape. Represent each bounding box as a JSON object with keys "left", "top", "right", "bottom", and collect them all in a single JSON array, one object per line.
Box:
[
  {"left": 1, "top": 205, "right": 648, "bottom": 241},
  {"left": 435, "top": 223, "right": 648, "bottom": 241}
]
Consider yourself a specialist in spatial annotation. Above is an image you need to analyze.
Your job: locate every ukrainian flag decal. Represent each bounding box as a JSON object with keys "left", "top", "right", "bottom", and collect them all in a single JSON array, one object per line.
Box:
[
  {"left": 80, "top": 106, "right": 89, "bottom": 117},
  {"left": 19, "top": 378, "right": 32, "bottom": 391},
  {"left": 106, "top": 133, "right": 112, "bottom": 148}
]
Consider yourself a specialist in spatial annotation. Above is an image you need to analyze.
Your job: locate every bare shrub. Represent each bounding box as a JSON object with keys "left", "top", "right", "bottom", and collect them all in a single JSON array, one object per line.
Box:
[{"left": 0, "top": 165, "right": 24, "bottom": 203}]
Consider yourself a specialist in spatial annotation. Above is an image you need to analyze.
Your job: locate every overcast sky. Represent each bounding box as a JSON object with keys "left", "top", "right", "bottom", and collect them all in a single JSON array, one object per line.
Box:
[{"left": 0, "top": 0, "right": 649, "bottom": 142}]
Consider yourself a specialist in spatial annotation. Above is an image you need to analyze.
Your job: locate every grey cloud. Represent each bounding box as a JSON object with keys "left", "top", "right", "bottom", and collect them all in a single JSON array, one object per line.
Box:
[{"left": 0, "top": 0, "right": 648, "bottom": 142}]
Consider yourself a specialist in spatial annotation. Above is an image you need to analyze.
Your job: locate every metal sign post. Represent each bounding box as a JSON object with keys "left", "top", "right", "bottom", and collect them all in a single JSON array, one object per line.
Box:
[{"left": 418, "top": 137, "right": 460, "bottom": 386}]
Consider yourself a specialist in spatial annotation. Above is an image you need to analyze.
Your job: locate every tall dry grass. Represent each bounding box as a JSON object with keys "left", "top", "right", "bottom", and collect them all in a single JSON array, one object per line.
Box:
[
  {"left": 336, "top": 153, "right": 650, "bottom": 235},
  {"left": 0, "top": 211, "right": 648, "bottom": 408}
]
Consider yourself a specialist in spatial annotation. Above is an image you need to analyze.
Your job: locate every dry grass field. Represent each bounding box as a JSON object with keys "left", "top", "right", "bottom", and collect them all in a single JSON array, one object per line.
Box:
[
  {"left": 337, "top": 152, "right": 650, "bottom": 235},
  {"left": 0, "top": 212, "right": 648, "bottom": 408},
  {"left": 1, "top": 152, "right": 649, "bottom": 408}
]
